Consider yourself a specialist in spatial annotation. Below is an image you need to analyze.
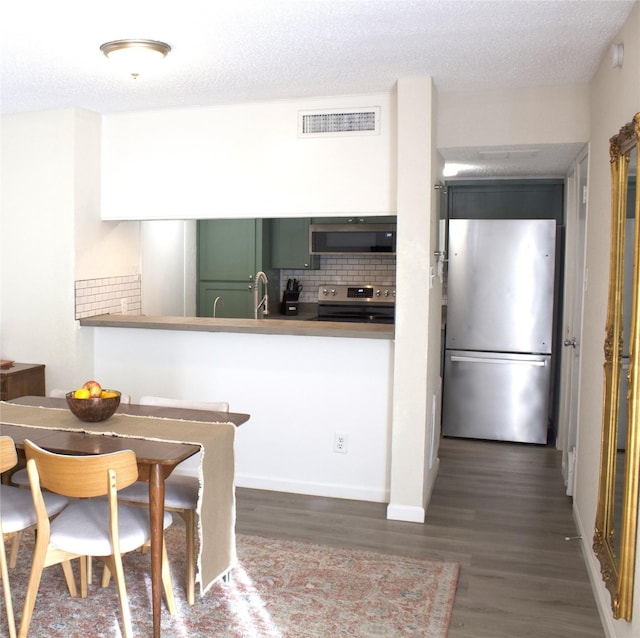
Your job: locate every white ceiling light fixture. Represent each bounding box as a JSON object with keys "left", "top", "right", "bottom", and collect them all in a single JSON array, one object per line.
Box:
[{"left": 100, "top": 39, "right": 171, "bottom": 79}]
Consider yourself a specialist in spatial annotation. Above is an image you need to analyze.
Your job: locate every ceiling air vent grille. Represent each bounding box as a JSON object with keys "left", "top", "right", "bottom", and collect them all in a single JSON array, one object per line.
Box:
[{"left": 298, "top": 107, "right": 380, "bottom": 137}]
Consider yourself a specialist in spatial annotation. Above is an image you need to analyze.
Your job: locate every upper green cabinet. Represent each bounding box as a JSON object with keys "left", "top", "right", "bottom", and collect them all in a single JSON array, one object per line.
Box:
[
  {"left": 198, "top": 218, "right": 257, "bottom": 281},
  {"left": 270, "top": 218, "right": 319, "bottom": 270}
]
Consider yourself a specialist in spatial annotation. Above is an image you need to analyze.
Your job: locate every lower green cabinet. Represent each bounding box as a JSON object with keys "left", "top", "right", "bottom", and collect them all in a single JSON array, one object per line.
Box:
[{"left": 198, "top": 282, "right": 253, "bottom": 319}]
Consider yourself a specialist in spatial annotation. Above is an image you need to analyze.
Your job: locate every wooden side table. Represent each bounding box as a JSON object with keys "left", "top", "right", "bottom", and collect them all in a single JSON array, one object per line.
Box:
[{"left": 0, "top": 363, "right": 45, "bottom": 401}]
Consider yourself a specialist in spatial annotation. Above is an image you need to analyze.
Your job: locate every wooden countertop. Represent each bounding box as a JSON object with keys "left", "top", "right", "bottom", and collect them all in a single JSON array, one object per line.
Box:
[{"left": 79, "top": 314, "right": 394, "bottom": 340}]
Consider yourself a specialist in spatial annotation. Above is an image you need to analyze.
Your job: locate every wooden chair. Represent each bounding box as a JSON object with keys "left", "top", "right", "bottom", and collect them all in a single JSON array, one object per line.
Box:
[
  {"left": 7, "top": 389, "right": 133, "bottom": 579},
  {"left": 0, "top": 436, "right": 68, "bottom": 638},
  {"left": 117, "top": 395, "right": 230, "bottom": 605},
  {"left": 19, "top": 439, "right": 175, "bottom": 638}
]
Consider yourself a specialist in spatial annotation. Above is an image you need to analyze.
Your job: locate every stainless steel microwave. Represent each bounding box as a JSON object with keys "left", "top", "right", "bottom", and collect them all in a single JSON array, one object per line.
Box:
[{"left": 309, "top": 224, "right": 396, "bottom": 255}]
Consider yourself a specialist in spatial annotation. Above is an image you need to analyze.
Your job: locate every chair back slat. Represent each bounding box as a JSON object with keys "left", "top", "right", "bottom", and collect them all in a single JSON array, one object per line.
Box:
[
  {"left": 0, "top": 436, "right": 18, "bottom": 473},
  {"left": 23, "top": 440, "right": 139, "bottom": 498}
]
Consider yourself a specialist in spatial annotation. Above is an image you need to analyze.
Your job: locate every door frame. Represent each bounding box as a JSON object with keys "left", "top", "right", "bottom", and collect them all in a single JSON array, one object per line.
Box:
[{"left": 557, "top": 145, "right": 589, "bottom": 495}]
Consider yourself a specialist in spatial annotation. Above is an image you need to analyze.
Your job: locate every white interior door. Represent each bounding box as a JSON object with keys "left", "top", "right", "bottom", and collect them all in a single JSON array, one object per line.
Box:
[{"left": 558, "top": 149, "right": 588, "bottom": 495}]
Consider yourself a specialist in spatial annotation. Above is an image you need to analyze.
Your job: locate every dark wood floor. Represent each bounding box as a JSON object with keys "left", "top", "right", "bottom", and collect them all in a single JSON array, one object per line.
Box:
[{"left": 236, "top": 436, "right": 604, "bottom": 638}]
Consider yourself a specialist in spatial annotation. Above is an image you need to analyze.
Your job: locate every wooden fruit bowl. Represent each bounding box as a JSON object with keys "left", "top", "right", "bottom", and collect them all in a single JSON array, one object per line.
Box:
[{"left": 66, "top": 391, "right": 121, "bottom": 422}]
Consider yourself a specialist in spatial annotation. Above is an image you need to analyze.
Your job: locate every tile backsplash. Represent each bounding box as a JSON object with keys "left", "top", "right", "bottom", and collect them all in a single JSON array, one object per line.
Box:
[
  {"left": 74, "top": 257, "right": 395, "bottom": 318},
  {"left": 74, "top": 275, "right": 141, "bottom": 319},
  {"left": 280, "top": 255, "right": 396, "bottom": 303}
]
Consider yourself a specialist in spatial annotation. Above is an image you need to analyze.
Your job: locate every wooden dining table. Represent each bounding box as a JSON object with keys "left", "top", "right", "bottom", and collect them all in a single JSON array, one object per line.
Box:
[{"left": 1, "top": 396, "right": 250, "bottom": 638}]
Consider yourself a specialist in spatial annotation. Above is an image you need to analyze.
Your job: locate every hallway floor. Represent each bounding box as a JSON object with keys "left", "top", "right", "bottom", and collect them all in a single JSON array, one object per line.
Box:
[{"left": 236, "top": 436, "right": 604, "bottom": 638}]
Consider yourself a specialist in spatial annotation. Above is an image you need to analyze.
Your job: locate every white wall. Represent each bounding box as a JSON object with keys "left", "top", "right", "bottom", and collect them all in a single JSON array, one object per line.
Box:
[
  {"left": 1, "top": 110, "right": 78, "bottom": 383},
  {"left": 0, "top": 108, "right": 140, "bottom": 391},
  {"left": 388, "top": 77, "right": 442, "bottom": 522},
  {"left": 92, "top": 327, "right": 393, "bottom": 502},
  {"left": 101, "top": 93, "right": 395, "bottom": 220},
  {"left": 74, "top": 111, "right": 140, "bottom": 282},
  {"left": 437, "top": 83, "right": 590, "bottom": 148},
  {"left": 574, "top": 4, "right": 640, "bottom": 637}
]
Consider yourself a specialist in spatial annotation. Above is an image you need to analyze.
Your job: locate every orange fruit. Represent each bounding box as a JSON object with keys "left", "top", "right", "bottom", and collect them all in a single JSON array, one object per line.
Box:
[{"left": 101, "top": 390, "right": 118, "bottom": 398}]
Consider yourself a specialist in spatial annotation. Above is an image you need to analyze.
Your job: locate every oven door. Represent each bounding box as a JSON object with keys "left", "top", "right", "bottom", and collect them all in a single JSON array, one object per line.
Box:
[{"left": 317, "top": 303, "right": 395, "bottom": 324}]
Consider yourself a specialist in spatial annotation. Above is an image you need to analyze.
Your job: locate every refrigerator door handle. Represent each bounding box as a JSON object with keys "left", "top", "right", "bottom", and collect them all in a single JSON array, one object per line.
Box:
[{"left": 450, "top": 355, "right": 547, "bottom": 367}]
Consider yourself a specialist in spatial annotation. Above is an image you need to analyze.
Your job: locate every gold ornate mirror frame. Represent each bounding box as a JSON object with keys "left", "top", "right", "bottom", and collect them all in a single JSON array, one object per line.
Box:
[{"left": 594, "top": 112, "right": 640, "bottom": 621}]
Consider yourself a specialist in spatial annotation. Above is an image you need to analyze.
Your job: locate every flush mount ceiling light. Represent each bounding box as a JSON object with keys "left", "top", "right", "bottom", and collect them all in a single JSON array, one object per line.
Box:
[{"left": 100, "top": 39, "right": 171, "bottom": 79}]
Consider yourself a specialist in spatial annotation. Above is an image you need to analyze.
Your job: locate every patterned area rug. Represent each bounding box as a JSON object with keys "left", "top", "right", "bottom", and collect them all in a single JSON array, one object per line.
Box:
[{"left": 2, "top": 521, "right": 459, "bottom": 637}]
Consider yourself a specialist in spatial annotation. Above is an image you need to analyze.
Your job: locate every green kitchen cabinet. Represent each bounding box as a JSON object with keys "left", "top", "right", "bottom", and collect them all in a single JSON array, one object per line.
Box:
[
  {"left": 197, "top": 219, "right": 276, "bottom": 318},
  {"left": 198, "top": 281, "right": 254, "bottom": 318},
  {"left": 198, "top": 218, "right": 257, "bottom": 281},
  {"left": 270, "top": 218, "right": 319, "bottom": 270}
]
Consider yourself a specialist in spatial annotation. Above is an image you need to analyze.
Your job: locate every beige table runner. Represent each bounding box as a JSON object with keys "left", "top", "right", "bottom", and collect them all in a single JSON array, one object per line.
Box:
[{"left": 0, "top": 401, "right": 236, "bottom": 596}]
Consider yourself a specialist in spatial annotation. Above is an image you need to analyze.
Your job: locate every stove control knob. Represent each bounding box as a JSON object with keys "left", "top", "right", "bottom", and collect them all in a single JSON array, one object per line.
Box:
[
  {"left": 375, "top": 289, "right": 381, "bottom": 297},
  {"left": 383, "top": 289, "right": 390, "bottom": 297}
]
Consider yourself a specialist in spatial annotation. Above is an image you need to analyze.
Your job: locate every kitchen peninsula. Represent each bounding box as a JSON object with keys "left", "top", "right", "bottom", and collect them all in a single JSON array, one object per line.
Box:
[
  {"left": 80, "top": 313, "right": 395, "bottom": 505},
  {"left": 80, "top": 314, "right": 394, "bottom": 340}
]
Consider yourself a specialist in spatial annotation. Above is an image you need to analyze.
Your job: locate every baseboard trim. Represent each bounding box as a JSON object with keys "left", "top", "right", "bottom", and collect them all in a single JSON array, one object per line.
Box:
[
  {"left": 235, "top": 473, "right": 389, "bottom": 503},
  {"left": 386, "top": 503, "right": 425, "bottom": 523},
  {"left": 573, "top": 502, "right": 614, "bottom": 638}
]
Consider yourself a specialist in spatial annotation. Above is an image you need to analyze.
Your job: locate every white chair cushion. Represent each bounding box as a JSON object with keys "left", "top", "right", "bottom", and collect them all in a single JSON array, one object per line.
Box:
[
  {"left": 119, "top": 474, "right": 199, "bottom": 510},
  {"left": 9, "top": 467, "right": 28, "bottom": 486},
  {"left": 0, "top": 484, "right": 68, "bottom": 534},
  {"left": 50, "top": 499, "right": 172, "bottom": 556}
]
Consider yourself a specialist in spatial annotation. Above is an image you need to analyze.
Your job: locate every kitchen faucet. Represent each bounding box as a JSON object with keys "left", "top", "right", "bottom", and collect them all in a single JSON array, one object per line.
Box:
[
  {"left": 212, "top": 296, "right": 224, "bottom": 318},
  {"left": 253, "top": 271, "right": 269, "bottom": 319}
]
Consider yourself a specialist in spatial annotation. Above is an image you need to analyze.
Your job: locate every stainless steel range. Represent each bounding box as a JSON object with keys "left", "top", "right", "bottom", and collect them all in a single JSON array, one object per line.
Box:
[{"left": 316, "top": 284, "right": 395, "bottom": 324}]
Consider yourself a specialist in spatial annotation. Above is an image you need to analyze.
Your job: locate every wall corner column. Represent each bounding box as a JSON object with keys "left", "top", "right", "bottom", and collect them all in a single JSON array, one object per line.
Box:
[{"left": 387, "top": 76, "right": 441, "bottom": 523}]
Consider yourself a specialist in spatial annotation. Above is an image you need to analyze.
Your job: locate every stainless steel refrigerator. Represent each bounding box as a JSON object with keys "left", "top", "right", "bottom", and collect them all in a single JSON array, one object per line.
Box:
[{"left": 442, "top": 218, "right": 556, "bottom": 444}]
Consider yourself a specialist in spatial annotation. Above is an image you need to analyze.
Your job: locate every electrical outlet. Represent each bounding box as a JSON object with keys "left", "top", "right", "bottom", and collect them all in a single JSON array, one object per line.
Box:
[{"left": 333, "top": 432, "right": 348, "bottom": 454}]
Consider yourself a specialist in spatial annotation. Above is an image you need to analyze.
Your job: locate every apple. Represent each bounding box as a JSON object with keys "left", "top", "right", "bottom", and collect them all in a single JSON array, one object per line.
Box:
[{"left": 82, "top": 380, "right": 102, "bottom": 398}]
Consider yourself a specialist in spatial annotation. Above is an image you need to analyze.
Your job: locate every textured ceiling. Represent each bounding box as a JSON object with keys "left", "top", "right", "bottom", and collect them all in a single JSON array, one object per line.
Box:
[{"left": 0, "top": 0, "right": 635, "bottom": 178}]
